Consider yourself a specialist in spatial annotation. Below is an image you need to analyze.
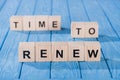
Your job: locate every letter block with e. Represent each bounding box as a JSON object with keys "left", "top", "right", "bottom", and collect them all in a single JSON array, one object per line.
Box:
[
  {"left": 18, "top": 42, "right": 35, "bottom": 62},
  {"left": 36, "top": 42, "right": 52, "bottom": 62}
]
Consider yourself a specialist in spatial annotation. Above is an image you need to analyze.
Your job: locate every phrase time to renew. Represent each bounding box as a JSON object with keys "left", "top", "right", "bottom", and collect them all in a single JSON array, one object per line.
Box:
[{"left": 19, "top": 42, "right": 101, "bottom": 62}]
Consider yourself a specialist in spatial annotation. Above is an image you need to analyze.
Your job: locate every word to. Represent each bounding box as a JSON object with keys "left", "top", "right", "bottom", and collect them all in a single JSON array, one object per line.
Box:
[
  {"left": 19, "top": 42, "right": 101, "bottom": 62},
  {"left": 10, "top": 15, "right": 61, "bottom": 31},
  {"left": 71, "top": 22, "right": 98, "bottom": 38}
]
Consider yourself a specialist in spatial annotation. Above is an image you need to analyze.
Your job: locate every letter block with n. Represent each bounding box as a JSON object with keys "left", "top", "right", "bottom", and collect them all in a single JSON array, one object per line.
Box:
[
  {"left": 18, "top": 42, "right": 35, "bottom": 62},
  {"left": 52, "top": 42, "right": 68, "bottom": 61},
  {"left": 84, "top": 42, "right": 101, "bottom": 61}
]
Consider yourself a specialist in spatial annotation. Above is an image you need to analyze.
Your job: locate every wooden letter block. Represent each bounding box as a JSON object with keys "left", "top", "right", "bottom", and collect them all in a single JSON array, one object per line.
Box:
[
  {"left": 36, "top": 42, "right": 51, "bottom": 62},
  {"left": 35, "top": 16, "right": 49, "bottom": 31},
  {"left": 52, "top": 42, "right": 68, "bottom": 61},
  {"left": 23, "top": 16, "right": 35, "bottom": 31},
  {"left": 84, "top": 22, "right": 98, "bottom": 38},
  {"left": 18, "top": 42, "right": 35, "bottom": 62},
  {"left": 84, "top": 41, "right": 101, "bottom": 61},
  {"left": 10, "top": 16, "right": 23, "bottom": 30},
  {"left": 71, "top": 22, "right": 85, "bottom": 38},
  {"left": 69, "top": 42, "right": 84, "bottom": 61},
  {"left": 48, "top": 16, "right": 61, "bottom": 30}
]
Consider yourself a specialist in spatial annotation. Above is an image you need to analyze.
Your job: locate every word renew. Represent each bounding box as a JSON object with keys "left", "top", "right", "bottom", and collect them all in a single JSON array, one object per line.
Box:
[
  {"left": 10, "top": 15, "right": 61, "bottom": 31},
  {"left": 19, "top": 42, "right": 101, "bottom": 62}
]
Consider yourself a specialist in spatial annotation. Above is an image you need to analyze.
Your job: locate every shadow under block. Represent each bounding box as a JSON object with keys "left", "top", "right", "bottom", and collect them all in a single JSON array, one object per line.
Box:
[
  {"left": 36, "top": 42, "right": 52, "bottom": 62},
  {"left": 71, "top": 22, "right": 98, "bottom": 38},
  {"left": 19, "top": 42, "right": 35, "bottom": 62},
  {"left": 52, "top": 42, "right": 68, "bottom": 61},
  {"left": 10, "top": 16, "right": 23, "bottom": 30},
  {"left": 23, "top": 16, "right": 36, "bottom": 31},
  {"left": 84, "top": 42, "right": 101, "bottom": 61},
  {"left": 48, "top": 16, "right": 61, "bottom": 30},
  {"left": 69, "top": 42, "right": 84, "bottom": 61},
  {"left": 35, "top": 16, "right": 49, "bottom": 31}
]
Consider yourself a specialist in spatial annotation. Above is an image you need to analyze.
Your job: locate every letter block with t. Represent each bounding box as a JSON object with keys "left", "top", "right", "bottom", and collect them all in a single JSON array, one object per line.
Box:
[
  {"left": 84, "top": 42, "right": 101, "bottom": 61},
  {"left": 10, "top": 16, "right": 23, "bottom": 30},
  {"left": 71, "top": 22, "right": 98, "bottom": 38},
  {"left": 18, "top": 42, "right": 35, "bottom": 62}
]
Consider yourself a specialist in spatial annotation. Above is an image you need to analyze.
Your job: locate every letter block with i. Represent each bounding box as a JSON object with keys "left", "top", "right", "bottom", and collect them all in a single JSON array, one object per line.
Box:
[
  {"left": 18, "top": 42, "right": 35, "bottom": 62},
  {"left": 23, "top": 16, "right": 36, "bottom": 31}
]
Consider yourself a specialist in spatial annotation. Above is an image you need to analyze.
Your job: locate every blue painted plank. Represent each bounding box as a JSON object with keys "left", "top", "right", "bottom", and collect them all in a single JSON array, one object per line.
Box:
[
  {"left": 0, "top": 0, "right": 35, "bottom": 79},
  {"left": 113, "top": 0, "right": 120, "bottom": 9},
  {"left": 20, "top": 0, "right": 52, "bottom": 79},
  {"left": 0, "top": 0, "right": 6, "bottom": 11},
  {"left": 96, "top": 0, "right": 120, "bottom": 78},
  {"left": 68, "top": 0, "right": 111, "bottom": 79},
  {"left": 0, "top": 0, "right": 20, "bottom": 49},
  {"left": 51, "top": 0, "right": 81, "bottom": 79}
]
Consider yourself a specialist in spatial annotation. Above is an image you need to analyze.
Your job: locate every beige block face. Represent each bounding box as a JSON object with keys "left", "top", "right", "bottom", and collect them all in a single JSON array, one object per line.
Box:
[
  {"left": 23, "top": 16, "right": 36, "bottom": 31},
  {"left": 69, "top": 42, "right": 84, "bottom": 61},
  {"left": 10, "top": 16, "right": 23, "bottom": 30},
  {"left": 52, "top": 42, "right": 68, "bottom": 61},
  {"left": 18, "top": 42, "right": 35, "bottom": 62},
  {"left": 36, "top": 42, "right": 51, "bottom": 62},
  {"left": 35, "top": 16, "right": 49, "bottom": 31},
  {"left": 84, "top": 22, "right": 98, "bottom": 38},
  {"left": 48, "top": 16, "right": 61, "bottom": 30},
  {"left": 84, "top": 42, "right": 101, "bottom": 61},
  {"left": 71, "top": 22, "right": 85, "bottom": 38}
]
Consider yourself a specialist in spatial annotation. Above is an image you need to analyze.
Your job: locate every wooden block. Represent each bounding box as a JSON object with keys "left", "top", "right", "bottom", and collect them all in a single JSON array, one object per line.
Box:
[
  {"left": 84, "top": 22, "right": 98, "bottom": 38},
  {"left": 35, "top": 16, "right": 49, "bottom": 31},
  {"left": 71, "top": 22, "right": 85, "bottom": 38},
  {"left": 23, "top": 16, "right": 35, "bottom": 31},
  {"left": 48, "top": 16, "right": 61, "bottom": 30},
  {"left": 69, "top": 42, "right": 84, "bottom": 61},
  {"left": 10, "top": 16, "right": 23, "bottom": 30},
  {"left": 36, "top": 42, "right": 52, "bottom": 62},
  {"left": 52, "top": 42, "right": 68, "bottom": 61},
  {"left": 18, "top": 42, "right": 35, "bottom": 62},
  {"left": 84, "top": 41, "right": 101, "bottom": 61}
]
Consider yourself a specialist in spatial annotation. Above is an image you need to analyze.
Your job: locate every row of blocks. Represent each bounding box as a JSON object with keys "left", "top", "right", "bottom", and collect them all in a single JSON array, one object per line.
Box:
[
  {"left": 10, "top": 16, "right": 61, "bottom": 31},
  {"left": 19, "top": 42, "right": 101, "bottom": 62},
  {"left": 10, "top": 15, "right": 98, "bottom": 38}
]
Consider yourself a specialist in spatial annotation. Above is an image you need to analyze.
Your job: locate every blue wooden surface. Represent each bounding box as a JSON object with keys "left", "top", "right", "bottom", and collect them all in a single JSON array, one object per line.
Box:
[{"left": 0, "top": 0, "right": 120, "bottom": 79}]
